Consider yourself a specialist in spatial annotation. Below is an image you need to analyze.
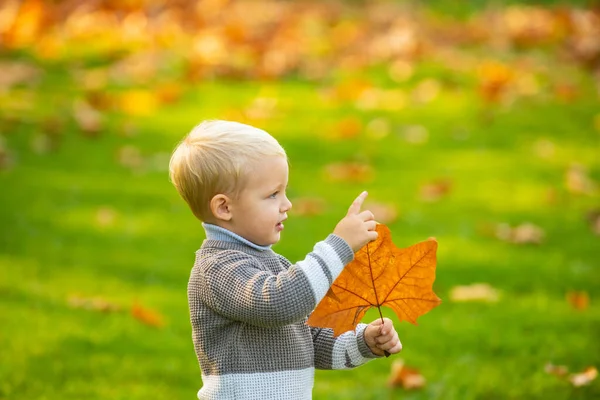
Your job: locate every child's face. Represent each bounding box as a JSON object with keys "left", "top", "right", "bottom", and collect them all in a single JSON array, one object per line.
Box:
[{"left": 228, "top": 155, "right": 292, "bottom": 246}]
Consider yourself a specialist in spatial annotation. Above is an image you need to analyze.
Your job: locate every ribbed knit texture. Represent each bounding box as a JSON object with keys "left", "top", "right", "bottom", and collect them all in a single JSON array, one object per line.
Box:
[{"left": 188, "top": 233, "right": 380, "bottom": 399}]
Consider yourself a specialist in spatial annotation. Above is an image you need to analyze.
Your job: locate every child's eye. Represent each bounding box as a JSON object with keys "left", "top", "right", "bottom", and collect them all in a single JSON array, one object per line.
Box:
[{"left": 269, "top": 191, "right": 278, "bottom": 198}]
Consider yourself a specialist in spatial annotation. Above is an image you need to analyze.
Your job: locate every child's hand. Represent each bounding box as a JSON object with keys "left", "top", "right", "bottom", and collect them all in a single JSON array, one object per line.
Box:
[
  {"left": 334, "top": 191, "right": 378, "bottom": 252},
  {"left": 364, "top": 318, "right": 402, "bottom": 356}
]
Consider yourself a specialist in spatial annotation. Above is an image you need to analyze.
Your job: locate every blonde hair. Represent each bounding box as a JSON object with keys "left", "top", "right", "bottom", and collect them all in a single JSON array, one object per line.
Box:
[{"left": 169, "top": 120, "right": 287, "bottom": 221}]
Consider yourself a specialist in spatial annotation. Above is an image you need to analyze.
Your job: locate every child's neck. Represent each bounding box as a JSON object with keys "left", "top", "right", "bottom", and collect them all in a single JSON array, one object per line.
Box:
[{"left": 202, "top": 223, "right": 271, "bottom": 251}]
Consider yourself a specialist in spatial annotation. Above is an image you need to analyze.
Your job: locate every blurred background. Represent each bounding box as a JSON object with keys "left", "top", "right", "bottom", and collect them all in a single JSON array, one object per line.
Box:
[{"left": 0, "top": 0, "right": 598, "bottom": 398}]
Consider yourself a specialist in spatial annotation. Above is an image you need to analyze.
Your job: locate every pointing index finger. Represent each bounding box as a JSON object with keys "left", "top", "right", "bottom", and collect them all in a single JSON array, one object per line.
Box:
[{"left": 347, "top": 191, "right": 368, "bottom": 215}]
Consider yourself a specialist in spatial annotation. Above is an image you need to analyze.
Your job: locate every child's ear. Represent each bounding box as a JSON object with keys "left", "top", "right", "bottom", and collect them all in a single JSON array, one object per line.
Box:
[{"left": 210, "top": 194, "right": 232, "bottom": 221}]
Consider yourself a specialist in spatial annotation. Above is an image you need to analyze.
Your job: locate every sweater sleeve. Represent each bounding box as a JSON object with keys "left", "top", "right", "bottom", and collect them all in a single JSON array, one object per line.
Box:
[
  {"left": 197, "top": 235, "right": 354, "bottom": 327},
  {"left": 311, "top": 324, "right": 381, "bottom": 370}
]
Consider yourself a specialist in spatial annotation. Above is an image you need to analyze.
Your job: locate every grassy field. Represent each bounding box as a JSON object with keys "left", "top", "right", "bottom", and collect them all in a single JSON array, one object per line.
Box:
[{"left": 1, "top": 1, "right": 599, "bottom": 399}]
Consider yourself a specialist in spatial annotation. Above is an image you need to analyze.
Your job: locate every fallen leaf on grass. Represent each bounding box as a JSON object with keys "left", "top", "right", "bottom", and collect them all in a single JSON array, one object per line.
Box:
[
  {"left": 554, "top": 82, "right": 579, "bottom": 102},
  {"left": 75, "top": 67, "right": 109, "bottom": 91},
  {"left": 156, "top": 82, "right": 184, "bottom": 104},
  {"left": 117, "top": 145, "right": 144, "bottom": 170},
  {"left": 85, "top": 91, "right": 113, "bottom": 111},
  {"left": 308, "top": 224, "right": 440, "bottom": 336},
  {"left": 291, "top": 197, "right": 326, "bottom": 217},
  {"left": 586, "top": 209, "right": 600, "bottom": 236},
  {"left": 41, "top": 116, "right": 64, "bottom": 137},
  {"left": 567, "top": 9, "right": 600, "bottom": 66},
  {"left": 131, "top": 302, "right": 164, "bottom": 328},
  {"left": 545, "top": 363, "right": 568, "bottom": 377},
  {"left": 495, "top": 222, "right": 545, "bottom": 244},
  {"left": 33, "top": 120, "right": 63, "bottom": 154},
  {"left": 73, "top": 99, "right": 103, "bottom": 137},
  {"left": 0, "top": 61, "right": 41, "bottom": 90},
  {"left": 569, "top": 366, "right": 598, "bottom": 387},
  {"left": 449, "top": 283, "right": 500, "bottom": 303},
  {"left": 332, "top": 117, "right": 362, "bottom": 140},
  {"left": 146, "top": 152, "right": 171, "bottom": 172},
  {"left": 110, "top": 52, "right": 159, "bottom": 85},
  {"left": 68, "top": 294, "right": 120, "bottom": 312},
  {"left": 533, "top": 138, "right": 556, "bottom": 159},
  {"left": 412, "top": 79, "right": 441, "bottom": 104},
  {"left": 514, "top": 72, "right": 540, "bottom": 96},
  {"left": 544, "top": 363, "right": 598, "bottom": 387},
  {"left": 566, "top": 291, "right": 590, "bottom": 311},
  {"left": 244, "top": 96, "right": 278, "bottom": 121},
  {"left": 503, "top": 6, "right": 561, "bottom": 47},
  {"left": 401, "top": 125, "right": 429, "bottom": 144},
  {"left": 365, "top": 117, "right": 391, "bottom": 140},
  {"left": 419, "top": 179, "right": 452, "bottom": 202},
  {"left": 477, "top": 60, "right": 515, "bottom": 104},
  {"left": 334, "top": 79, "right": 372, "bottom": 102},
  {"left": 388, "top": 359, "right": 426, "bottom": 390},
  {"left": 511, "top": 223, "right": 545, "bottom": 244},
  {"left": 323, "top": 162, "right": 373, "bottom": 183},
  {"left": 355, "top": 88, "right": 407, "bottom": 112},
  {"left": 0, "top": 137, "right": 15, "bottom": 170},
  {"left": 30, "top": 134, "right": 54, "bottom": 154},
  {"left": 119, "top": 121, "right": 138, "bottom": 138},
  {"left": 565, "top": 163, "right": 597, "bottom": 195},
  {"left": 96, "top": 206, "right": 118, "bottom": 228}
]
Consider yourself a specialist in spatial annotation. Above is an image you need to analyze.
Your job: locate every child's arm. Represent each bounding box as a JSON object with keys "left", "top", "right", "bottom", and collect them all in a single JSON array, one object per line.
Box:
[
  {"left": 195, "top": 192, "right": 377, "bottom": 327},
  {"left": 197, "top": 236, "right": 352, "bottom": 327},
  {"left": 311, "top": 318, "right": 402, "bottom": 370},
  {"left": 311, "top": 324, "right": 378, "bottom": 370}
]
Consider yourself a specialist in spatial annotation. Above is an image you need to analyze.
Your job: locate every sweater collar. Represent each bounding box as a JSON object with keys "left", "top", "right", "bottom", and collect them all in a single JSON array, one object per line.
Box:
[{"left": 202, "top": 223, "right": 272, "bottom": 252}]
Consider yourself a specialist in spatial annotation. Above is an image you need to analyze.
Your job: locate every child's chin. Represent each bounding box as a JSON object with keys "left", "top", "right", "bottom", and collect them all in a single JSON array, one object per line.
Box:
[
  {"left": 258, "top": 234, "right": 280, "bottom": 246},
  {"left": 270, "top": 233, "right": 281, "bottom": 244}
]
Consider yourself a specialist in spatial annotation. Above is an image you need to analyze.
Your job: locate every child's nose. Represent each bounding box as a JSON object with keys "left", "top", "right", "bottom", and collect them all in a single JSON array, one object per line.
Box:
[{"left": 282, "top": 197, "right": 292, "bottom": 212}]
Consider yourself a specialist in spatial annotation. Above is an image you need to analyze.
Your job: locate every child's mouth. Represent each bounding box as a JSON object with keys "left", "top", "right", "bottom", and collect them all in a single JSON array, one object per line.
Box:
[{"left": 276, "top": 222, "right": 284, "bottom": 231}]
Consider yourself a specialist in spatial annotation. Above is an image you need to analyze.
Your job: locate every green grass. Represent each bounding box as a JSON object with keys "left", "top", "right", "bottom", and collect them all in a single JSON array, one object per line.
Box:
[
  {"left": 413, "top": 0, "right": 595, "bottom": 18},
  {"left": 1, "top": 10, "right": 600, "bottom": 400}
]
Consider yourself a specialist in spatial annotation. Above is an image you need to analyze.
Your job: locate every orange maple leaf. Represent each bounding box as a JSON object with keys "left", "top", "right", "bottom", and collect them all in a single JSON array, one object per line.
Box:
[{"left": 308, "top": 224, "right": 441, "bottom": 336}]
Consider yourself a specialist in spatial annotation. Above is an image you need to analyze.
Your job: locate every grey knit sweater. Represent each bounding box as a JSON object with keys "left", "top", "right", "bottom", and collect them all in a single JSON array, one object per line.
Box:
[{"left": 188, "top": 224, "right": 379, "bottom": 399}]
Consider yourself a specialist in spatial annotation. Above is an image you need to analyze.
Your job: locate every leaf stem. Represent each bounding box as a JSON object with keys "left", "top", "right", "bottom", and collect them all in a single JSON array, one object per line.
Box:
[
  {"left": 367, "top": 243, "right": 390, "bottom": 357},
  {"left": 366, "top": 243, "right": 381, "bottom": 310}
]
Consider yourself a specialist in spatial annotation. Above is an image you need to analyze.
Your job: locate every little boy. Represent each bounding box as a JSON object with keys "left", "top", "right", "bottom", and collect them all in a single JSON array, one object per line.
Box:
[{"left": 169, "top": 120, "right": 402, "bottom": 399}]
